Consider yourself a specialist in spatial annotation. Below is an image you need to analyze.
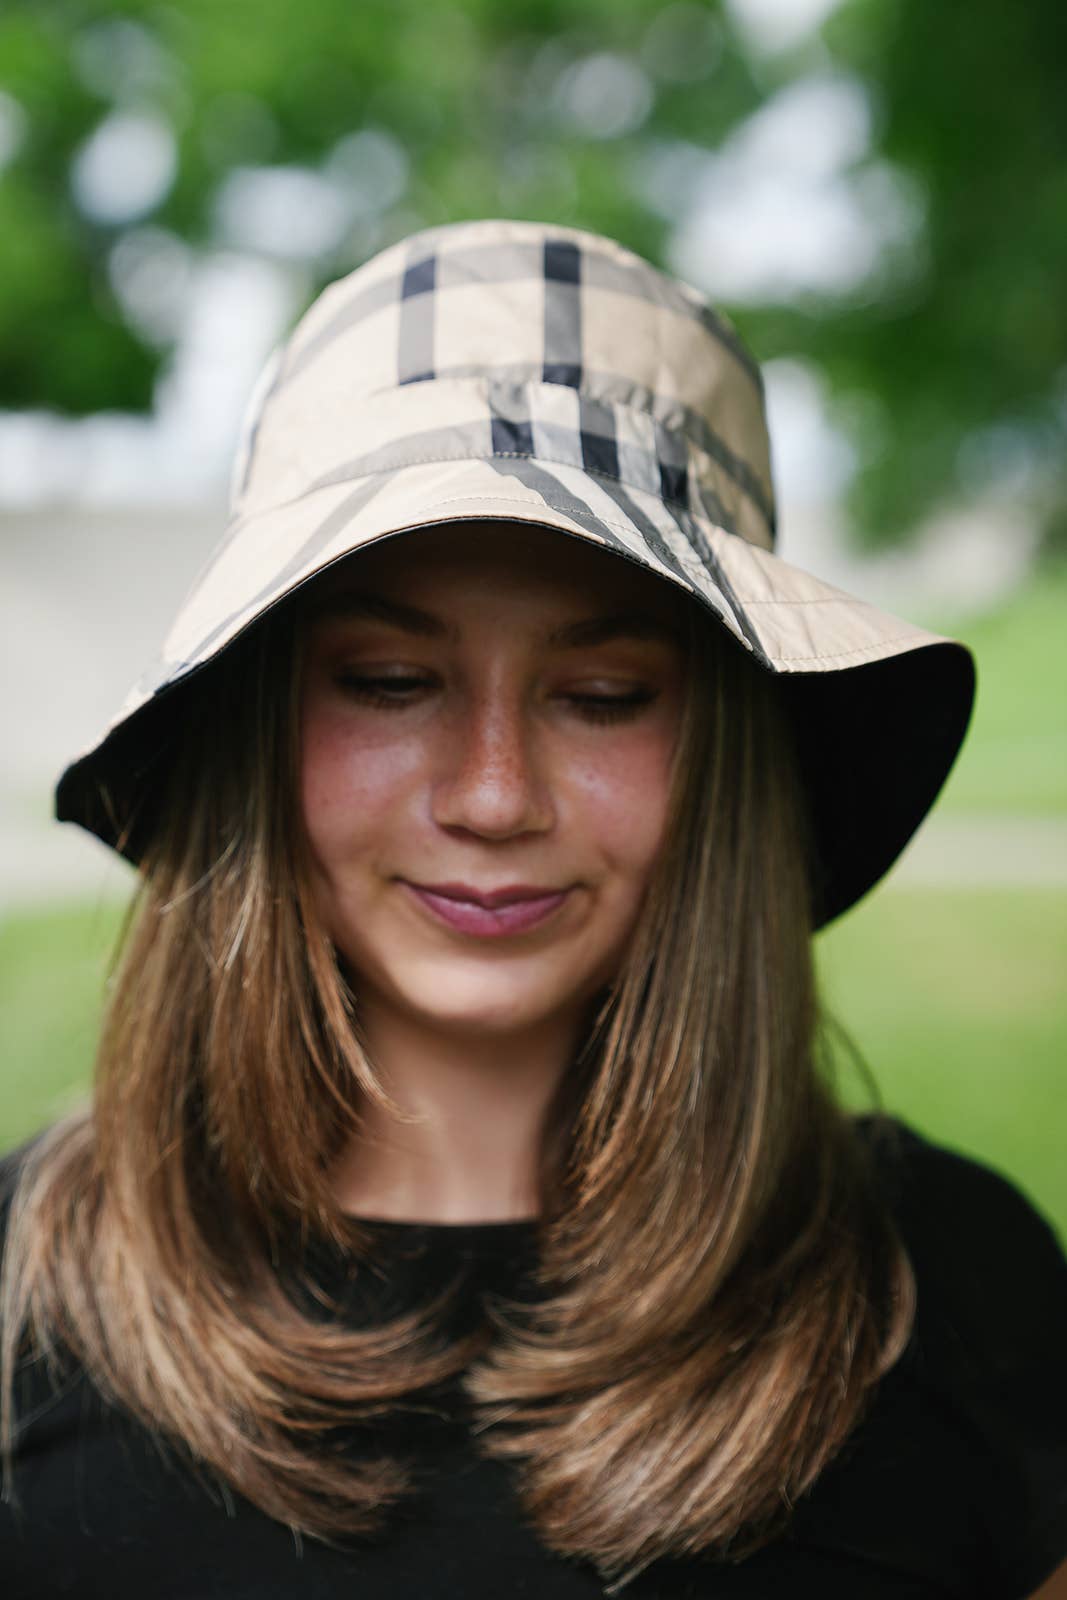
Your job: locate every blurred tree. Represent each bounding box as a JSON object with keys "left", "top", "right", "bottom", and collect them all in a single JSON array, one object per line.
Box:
[
  {"left": 794, "top": 0, "right": 1067, "bottom": 553},
  {"left": 0, "top": 0, "right": 1063, "bottom": 553}
]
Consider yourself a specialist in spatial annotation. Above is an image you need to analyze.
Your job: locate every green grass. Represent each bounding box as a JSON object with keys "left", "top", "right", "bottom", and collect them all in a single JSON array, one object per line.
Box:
[
  {"left": 0, "top": 899, "right": 125, "bottom": 1151},
  {"left": 816, "top": 885, "right": 1067, "bottom": 1242},
  {"left": 922, "top": 566, "right": 1067, "bottom": 815},
  {"left": 2, "top": 886, "right": 1064, "bottom": 1244}
]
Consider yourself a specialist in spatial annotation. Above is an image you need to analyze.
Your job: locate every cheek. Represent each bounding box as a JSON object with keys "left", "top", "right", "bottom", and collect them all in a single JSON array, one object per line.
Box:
[
  {"left": 568, "top": 726, "right": 677, "bottom": 878},
  {"left": 299, "top": 706, "right": 421, "bottom": 857}
]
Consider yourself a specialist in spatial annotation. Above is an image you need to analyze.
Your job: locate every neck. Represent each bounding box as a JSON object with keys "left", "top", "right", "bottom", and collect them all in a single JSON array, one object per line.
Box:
[{"left": 331, "top": 1004, "right": 588, "bottom": 1223}]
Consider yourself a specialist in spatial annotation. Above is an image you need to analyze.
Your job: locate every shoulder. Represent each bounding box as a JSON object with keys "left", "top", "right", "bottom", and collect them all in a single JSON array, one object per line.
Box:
[
  {"left": 852, "top": 1111, "right": 1065, "bottom": 1252},
  {"left": 852, "top": 1113, "right": 1067, "bottom": 1345},
  {"left": 853, "top": 1115, "right": 1067, "bottom": 1598}
]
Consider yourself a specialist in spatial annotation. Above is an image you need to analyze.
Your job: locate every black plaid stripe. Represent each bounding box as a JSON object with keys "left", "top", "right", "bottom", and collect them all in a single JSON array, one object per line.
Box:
[
  {"left": 692, "top": 421, "right": 772, "bottom": 534},
  {"left": 273, "top": 231, "right": 774, "bottom": 539},
  {"left": 490, "top": 413, "right": 535, "bottom": 455},
  {"left": 482, "top": 455, "right": 766, "bottom": 663},
  {"left": 659, "top": 501, "right": 769, "bottom": 660},
  {"left": 287, "top": 357, "right": 773, "bottom": 538},
  {"left": 695, "top": 304, "right": 762, "bottom": 391},
  {"left": 252, "top": 381, "right": 754, "bottom": 544},
  {"left": 155, "top": 449, "right": 770, "bottom": 692},
  {"left": 397, "top": 251, "right": 437, "bottom": 385},
  {"left": 484, "top": 455, "right": 631, "bottom": 551},
  {"left": 192, "top": 454, "right": 670, "bottom": 678},
  {"left": 578, "top": 395, "right": 619, "bottom": 480},
  {"left": 542, "top": 240, "right": 582, "bottom": 388},
  {"left": 282, "top": 235, "right": 762, "bottom": 398},
  {"left": 603, "top": 477, "right": 768, "bottom": 663},
  {"left": 654, "top": 421, "right": 688, "bottom": 510}
]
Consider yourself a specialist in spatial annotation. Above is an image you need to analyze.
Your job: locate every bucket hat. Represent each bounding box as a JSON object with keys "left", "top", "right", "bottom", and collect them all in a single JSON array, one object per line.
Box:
[{"left": 56, "top": 217, "right": 974, "bottom": 926}]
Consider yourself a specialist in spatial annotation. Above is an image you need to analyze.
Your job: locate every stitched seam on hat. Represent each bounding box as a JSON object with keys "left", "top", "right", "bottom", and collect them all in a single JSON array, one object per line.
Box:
[
  {"left": 486, "top": 451, "right": 707, "bottom": 518},
  {"left": 737, "top": 596, "right": 887, "bottom": 606},
  {"left": 384, "top": 374, "right": 776, "bottom": 529},
  {"left": 262, "top": 451, "right": 769, "bottom": 545},
  {"left": 364, "top": 371, "right": 765, "bottom": 462},
  {"left": 388, "top": 489, "right": 733, "bottom": 550},
  {"left": 358, "top": 488, "right": 920, "bottom": 663},
  {"left": 263, "top": 381, "right": 775, "bottom": 533},
  {"left": 325, "top": 448, "right": 722, "bottom": 515},
  {"left": 223, "top": 479, "right": 739, "bottom": 560},
  {"left": 770, "top": 633, "right": 930, "bottom": 663}
]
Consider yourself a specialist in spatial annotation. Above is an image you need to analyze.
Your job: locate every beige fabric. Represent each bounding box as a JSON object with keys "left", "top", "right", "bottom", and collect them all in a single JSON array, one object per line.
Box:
[
  {"left": 96, "top": 218, "right": 955, "bottom": 726},
  {"left": 56, "top": 218, "right": 974, "bottom": 921}
]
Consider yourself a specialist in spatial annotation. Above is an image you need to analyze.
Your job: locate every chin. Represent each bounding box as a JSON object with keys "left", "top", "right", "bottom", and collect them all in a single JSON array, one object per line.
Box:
[
  {"left": 357, "top": 944, "right": 594, "bottom": 1036},
  {"left": 400, "top": 978, "right": 577, "bottom": 1037}
]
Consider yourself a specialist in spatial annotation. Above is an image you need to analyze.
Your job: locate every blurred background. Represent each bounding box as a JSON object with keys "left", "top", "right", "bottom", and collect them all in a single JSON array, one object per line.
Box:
[{"left": 1, "top": 0, "right": 1064, "bottom": 1231}]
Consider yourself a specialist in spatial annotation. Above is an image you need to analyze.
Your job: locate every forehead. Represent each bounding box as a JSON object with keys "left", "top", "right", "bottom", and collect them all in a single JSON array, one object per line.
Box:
[{"left": 301, "top": 519, "right": 688, "bottom": 621}]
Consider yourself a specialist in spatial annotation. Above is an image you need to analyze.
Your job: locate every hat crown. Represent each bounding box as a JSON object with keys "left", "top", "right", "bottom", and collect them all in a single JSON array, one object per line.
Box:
[
  {"left": 55, "top": 215, "right": 973, "bottom": 927},
  {"left": 231, "top": 218, "right": 776, "bottom": 553}
]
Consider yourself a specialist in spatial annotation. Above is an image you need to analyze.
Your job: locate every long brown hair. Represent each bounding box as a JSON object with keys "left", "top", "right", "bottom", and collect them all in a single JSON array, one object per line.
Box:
[{"left": 0, "top": 562, "right": 914, "bottom": 1592}]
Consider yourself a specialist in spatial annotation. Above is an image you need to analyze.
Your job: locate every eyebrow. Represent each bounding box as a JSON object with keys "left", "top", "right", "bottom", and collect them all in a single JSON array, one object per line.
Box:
[{"left": 310, "top": 590, "right": 679, "bottom": 648}]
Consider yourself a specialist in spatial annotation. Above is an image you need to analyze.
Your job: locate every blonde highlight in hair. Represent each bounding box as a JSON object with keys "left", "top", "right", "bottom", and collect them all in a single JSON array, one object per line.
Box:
[
  {"left": 1, "top": 582, "right": 913, "bottom": 1589},
  {"left": 467, "top": 605, "right": 914, "bottom": 1587}
]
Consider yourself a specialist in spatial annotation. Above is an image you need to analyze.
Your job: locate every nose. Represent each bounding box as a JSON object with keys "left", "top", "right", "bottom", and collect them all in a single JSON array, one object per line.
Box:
[{"left": 432, "top": 687, "right": 554, "bottom": 840}]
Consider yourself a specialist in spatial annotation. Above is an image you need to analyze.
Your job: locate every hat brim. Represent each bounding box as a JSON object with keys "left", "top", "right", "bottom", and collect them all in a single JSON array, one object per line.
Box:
[{"left": 55, "top": 454, "right": 974, "bottom": 926}]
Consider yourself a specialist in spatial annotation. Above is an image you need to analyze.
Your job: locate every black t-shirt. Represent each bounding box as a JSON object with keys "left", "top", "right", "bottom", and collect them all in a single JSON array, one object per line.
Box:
[{"left": 1, "top": 1117, "right": 1065, "bottom": 1599}]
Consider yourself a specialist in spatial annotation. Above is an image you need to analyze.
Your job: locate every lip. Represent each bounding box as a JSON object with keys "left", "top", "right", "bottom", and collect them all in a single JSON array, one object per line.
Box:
[
  {"left": 402, "top": 881, "right": 572, "bottom": 938},
  {"left": 419, "top": 882, "right": 566, "bottom": 909}
]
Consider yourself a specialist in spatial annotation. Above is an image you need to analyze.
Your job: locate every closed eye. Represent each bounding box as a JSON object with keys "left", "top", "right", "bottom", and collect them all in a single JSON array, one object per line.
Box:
[
  {"left": 331, "top": 673, "right": 657, "bottom": 723},
  {"left": 333, "top": 671, "right": 434, "bottom": 705},
  {"left": 565, "top": 689, "right": 657, "bottom": 724}
]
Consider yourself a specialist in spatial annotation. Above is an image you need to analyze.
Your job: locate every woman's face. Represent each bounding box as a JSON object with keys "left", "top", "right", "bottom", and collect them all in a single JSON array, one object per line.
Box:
[{"left": 298, "top": 521, "right": 688, "bottom": 1044}]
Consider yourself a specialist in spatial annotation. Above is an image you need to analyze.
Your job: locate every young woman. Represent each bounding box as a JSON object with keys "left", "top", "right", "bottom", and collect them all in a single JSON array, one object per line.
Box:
[{"left": 2, "top": 219, "right": 1065, "bottom": 1598}]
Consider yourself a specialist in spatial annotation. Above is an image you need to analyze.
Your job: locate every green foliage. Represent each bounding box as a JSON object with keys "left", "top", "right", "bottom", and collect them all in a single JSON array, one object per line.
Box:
[
  {"left": 803, "top": 0, "right": 1067, "bottom": 549},
  {"left": 0, "top": 0, "right": 1064, "bottom": 549}
]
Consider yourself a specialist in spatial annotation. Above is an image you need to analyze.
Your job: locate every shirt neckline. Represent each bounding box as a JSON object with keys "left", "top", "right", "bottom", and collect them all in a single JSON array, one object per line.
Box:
[{"left": 347, "top": 1212, "right": 541, "bottom": 1248}]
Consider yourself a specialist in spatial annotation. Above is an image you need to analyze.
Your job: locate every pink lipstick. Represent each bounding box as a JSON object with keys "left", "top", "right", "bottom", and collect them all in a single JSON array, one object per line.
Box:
[{"left": 403, "top": 882, "right": 571, "bottom": 938}]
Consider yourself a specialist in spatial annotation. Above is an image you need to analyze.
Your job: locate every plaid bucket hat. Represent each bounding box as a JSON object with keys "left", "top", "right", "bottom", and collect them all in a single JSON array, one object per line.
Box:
[{"left": 56, "top": 217, "right": 974, "bottom": 926}]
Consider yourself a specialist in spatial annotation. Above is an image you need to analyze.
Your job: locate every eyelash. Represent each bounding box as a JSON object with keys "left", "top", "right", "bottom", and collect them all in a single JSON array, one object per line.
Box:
[{"left": 333, "top": 673, "right": 656, "bottom": 724}]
